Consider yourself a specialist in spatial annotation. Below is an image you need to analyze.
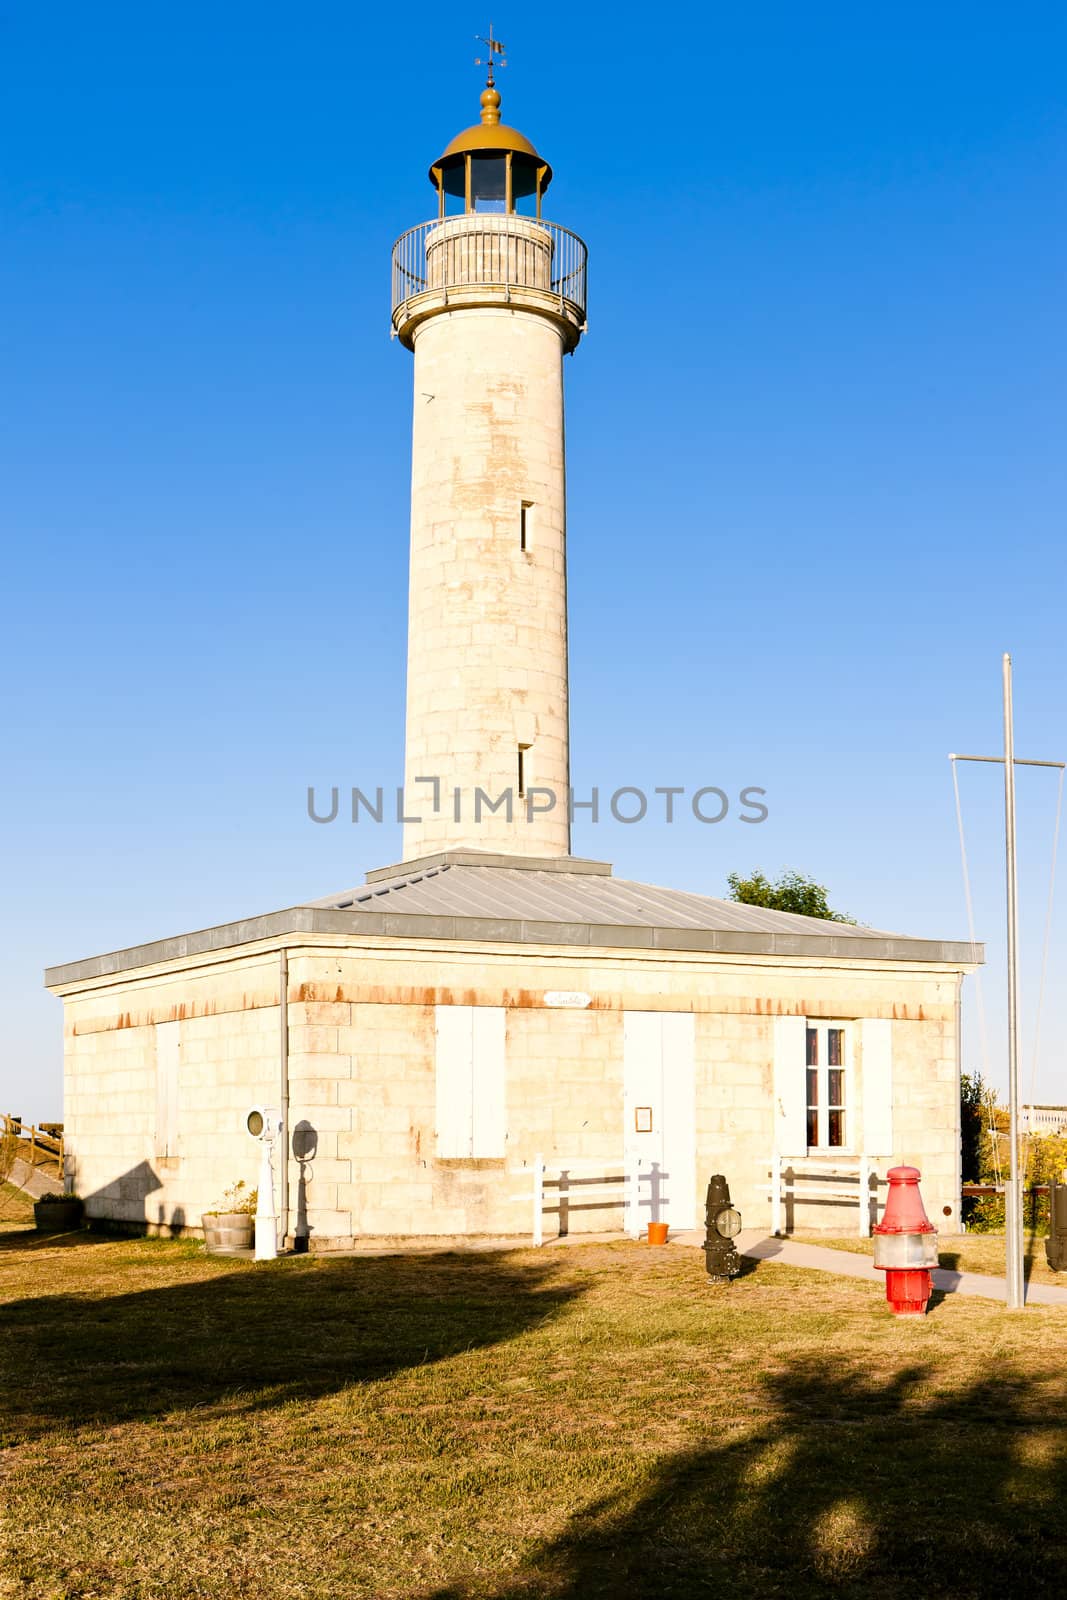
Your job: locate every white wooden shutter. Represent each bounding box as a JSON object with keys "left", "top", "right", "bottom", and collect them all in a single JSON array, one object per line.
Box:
[
  {"left": 773, "top": 1015, "right": 808, "bottom": 1156},
  {"left": 660, "top": 1013, "right": 695, "bottom": 1132},
  {"left": 659, "top": 1013, "right": 697, "bottom": 1226},
  {"left": 435, "top": 1005, "right": 507, "bottom": 1158},
  {"left": 860, "top": 1018, "right": 894, "bottom": 1155},
  {"left": 435, "top": 1005, "right": 474, "bottom": 1157},
  {"left": 471, "top": 1006, "right": 507, "bottom": 1157},
  {"left": 155, "top": 1021, "right": 181, "bottom": 1158}
]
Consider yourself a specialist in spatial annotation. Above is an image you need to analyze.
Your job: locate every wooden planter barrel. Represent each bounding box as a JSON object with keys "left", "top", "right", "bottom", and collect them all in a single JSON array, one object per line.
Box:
[{"left": 202, "top": 1212, "right": 254, "bottom": 1254}]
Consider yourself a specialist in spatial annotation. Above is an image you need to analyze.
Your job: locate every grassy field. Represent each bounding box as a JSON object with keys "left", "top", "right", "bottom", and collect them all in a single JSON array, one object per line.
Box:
[
  {"left": 0, "top": 1181, "right": 34, "bottom": 1231},
  {"left": 0, "top": 1226, "right": 1065, "bottom": 1600},
  {"left": 798, "top": 1230, "right": 1063, "bottom": 1284}
]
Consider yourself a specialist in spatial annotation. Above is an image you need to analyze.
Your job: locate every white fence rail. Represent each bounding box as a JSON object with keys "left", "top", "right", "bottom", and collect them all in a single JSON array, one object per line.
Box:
[
  {"left": 508, "top": 1154, "right": 643, "bottom": 1246},
  {"left": 769, "top": 1154, "right": 880, "bottom": 1238}
]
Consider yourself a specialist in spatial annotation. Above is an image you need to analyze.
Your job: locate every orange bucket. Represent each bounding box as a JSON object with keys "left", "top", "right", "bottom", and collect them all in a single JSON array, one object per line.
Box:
[{"left": 647, "top": 1221, "right": 669, "bottom": 1246}]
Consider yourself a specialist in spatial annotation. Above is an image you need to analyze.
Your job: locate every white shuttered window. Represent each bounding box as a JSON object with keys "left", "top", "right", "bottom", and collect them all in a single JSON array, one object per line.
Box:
[
  {"left": 772, "top": 1016, "right": 808, "bottom": 1155},
  {"left": 155, "top": 1021, "right": 181, "bottom": 1158},
  {"left": 859, "top": 1018, "right": 894, "bottom": 1155},
  {"left": 434, "top": 1005, "right": 506, "bottom": 1158}
]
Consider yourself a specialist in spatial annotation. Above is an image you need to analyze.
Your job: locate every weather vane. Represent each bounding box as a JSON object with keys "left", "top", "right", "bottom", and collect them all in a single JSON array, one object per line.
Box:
[{"left": 475, "top": 25, "right": 506, "bottom": 88}]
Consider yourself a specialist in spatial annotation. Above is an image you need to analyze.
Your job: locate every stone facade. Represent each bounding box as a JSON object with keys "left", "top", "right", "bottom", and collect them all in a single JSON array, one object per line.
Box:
[
  {"left": 53, "top": 931, "right": 964, "bottom": 1247},
  {"left": 401, "top": 223, "right": 574, "bottom": 862}
]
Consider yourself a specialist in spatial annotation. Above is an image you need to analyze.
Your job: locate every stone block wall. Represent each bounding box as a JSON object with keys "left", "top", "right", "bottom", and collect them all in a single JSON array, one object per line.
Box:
[
  {"left": 403, "top": 305, "right": 571, "bottom": 859},
  {"left": 56, "top": 935, "right": 964, "bottom": 1246},
  {"left": 62, "top": 955, "right": 282, "bottom": 1232}
]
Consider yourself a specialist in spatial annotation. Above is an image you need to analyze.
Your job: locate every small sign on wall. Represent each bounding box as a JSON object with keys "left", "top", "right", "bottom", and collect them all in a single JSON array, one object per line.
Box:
[
  {"left": 634, "top": 1106, "right": 653, "bottom": 1133},
  {"left": 543, "top": 991, "right": 592, "bottom": 1008}
]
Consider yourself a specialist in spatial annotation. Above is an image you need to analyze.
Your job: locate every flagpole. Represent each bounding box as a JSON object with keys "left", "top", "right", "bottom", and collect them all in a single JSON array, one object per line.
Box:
[
  {"left": 951, "top": 661, "right": 1065, "bottom": 1308},
  {"left": 1002, "top": 653, "right": 1024, "bottom": 1310}
]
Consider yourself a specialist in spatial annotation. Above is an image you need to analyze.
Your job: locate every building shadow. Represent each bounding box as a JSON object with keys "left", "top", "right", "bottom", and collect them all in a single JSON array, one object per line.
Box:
[
  {"left": 0, "top": 1248, "right": 585, "bottom": 1443},
  {"left": 0, "top": 1160, "right": 169, "bottom": 1253},
  {"left": 424, "top": 1355, "right": 1067, "bottom": 1599}
]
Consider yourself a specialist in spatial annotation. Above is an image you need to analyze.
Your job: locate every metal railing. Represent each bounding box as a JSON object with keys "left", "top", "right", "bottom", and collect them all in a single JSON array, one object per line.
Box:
[{"left": 392, "top": 216, "right": 588, "bottom": 323}]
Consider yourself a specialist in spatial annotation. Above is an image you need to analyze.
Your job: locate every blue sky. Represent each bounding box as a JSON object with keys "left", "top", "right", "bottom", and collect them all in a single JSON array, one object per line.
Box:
[{"left": 3, "top": 3, "right": 1065, "bottom": 1121}]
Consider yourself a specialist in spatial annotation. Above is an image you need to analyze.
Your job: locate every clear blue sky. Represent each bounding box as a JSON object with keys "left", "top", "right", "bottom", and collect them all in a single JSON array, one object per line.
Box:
[{"left": 4, "top": 3, "right": 1065, "bottom": 1121}]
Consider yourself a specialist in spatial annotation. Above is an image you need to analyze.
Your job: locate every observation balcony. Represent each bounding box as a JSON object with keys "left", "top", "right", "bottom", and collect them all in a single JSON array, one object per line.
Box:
[{"left": 391, "top": 215, "right": 588, "bottom": 352}]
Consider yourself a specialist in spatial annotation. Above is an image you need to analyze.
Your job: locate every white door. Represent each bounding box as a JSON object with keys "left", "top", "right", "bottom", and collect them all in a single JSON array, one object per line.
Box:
[{"left": 623, "top": 1012, "right": 696, "bottom": 1232}]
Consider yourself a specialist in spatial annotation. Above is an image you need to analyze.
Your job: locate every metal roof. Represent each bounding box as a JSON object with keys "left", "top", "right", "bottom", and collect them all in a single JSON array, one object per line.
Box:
[
  {"left": 44, "top": 851, "right": 983, "bottom": 988},
  {"left": 307, "top": 861, "right": 908, "bottom": 940}
]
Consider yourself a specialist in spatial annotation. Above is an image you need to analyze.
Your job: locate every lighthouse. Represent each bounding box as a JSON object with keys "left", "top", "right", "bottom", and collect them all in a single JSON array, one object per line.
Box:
[
  {"left": 47, "top": 60, "right": 978, "bottom": 1256},
  {"left": 391, "top": 63, "right": 587, "bottom": 862}
]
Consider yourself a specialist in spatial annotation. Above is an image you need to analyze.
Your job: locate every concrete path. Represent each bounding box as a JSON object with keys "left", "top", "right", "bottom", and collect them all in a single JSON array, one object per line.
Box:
[
  {"left": 671, "top": 1228, "right": 1067, "bottom": 1307},
  {"left": 7, "top": 1156, "right": 62, "bottom": 1201}
]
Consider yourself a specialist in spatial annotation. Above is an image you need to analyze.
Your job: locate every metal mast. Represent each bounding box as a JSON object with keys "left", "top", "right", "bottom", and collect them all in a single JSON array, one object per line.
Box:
[
  {"left": 951, "top": 654, "right": 1065, "bottom": 1310},
  {"left": 1002, "top": 653, "right": 1023, "bottom": 1310}
]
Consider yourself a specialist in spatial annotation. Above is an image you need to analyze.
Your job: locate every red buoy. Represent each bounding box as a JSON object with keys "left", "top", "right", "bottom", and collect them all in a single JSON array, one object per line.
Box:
[{"left": 872, "top": 1165, "right": 938, "bottom": 1317}]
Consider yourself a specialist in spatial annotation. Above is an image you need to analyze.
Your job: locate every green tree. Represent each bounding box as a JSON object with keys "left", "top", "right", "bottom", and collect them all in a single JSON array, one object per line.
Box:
[
  {"left": 960, "top": 1072, "right": 989, "bottom": 1184},
  {"left": 726, "top": 868, "right": 855, "bottom": 924},
  {"left": 959, "top": 1072, "right": 1001, "bottom": 1229}
]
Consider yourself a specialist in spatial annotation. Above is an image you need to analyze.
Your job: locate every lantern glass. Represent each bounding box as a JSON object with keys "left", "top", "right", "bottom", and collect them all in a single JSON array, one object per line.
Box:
[
  {"left": 873, "top": 1231, "right": 938, "bottom": 1269},
  {"left": 715, "top": 1206, "right": 742, "bottom": 1239}
]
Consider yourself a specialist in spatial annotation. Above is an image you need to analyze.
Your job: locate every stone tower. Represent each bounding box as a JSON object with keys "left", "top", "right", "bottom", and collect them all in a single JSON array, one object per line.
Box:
[{"left": 392, "top": 76, "right": 587, "bottom": 861}]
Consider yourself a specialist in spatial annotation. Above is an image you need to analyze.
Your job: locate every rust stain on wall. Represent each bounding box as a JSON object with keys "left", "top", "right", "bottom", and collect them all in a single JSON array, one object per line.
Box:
[
  {"left": 71, "top": 992, "right": 276, "bottom": 1035},
  {"left": 69, "top": 981, "right": 951, "bottom": 1038}
]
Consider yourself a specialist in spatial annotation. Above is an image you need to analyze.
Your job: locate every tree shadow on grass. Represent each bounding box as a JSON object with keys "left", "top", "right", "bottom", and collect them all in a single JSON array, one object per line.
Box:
[
  {"left": 427, "top": 1355, "right": 1067, "bottom": 1600},
  {"left": 0, "top": 1250, "right": 583, "bottom": 1441},
  {"left": 0, "top": 1227, "right": 114, "bottom": 1255}
]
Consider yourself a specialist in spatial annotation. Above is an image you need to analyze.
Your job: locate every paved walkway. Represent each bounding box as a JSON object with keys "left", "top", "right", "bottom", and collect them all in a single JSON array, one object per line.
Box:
[
  {"left": 671, "top": 1228, "right": 1067, "bottom": 1307},
  {"left": 7, "top": 1156, "right": 62, "bottom": 1201}
]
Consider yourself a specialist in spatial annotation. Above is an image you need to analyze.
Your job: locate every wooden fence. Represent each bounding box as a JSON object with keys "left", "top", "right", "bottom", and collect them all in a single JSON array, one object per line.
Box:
[
  {"left": 2, "top": 1115, "right": 64, "bottom": 1173},
  {"left": 961, "top": 1183, "right": 1052, "bottom": 1198}
]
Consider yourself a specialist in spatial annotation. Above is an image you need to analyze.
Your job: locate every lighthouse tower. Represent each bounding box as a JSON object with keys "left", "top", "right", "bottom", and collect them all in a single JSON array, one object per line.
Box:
[{"left": 392, "top": 68, "right": 587, "bottom": 862}]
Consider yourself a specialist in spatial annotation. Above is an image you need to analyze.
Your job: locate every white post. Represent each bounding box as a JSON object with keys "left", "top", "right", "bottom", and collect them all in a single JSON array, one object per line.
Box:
[
  {"left": 254, "top": 1139, "right": 278, "bottom": 1261},
  {"left": 627, "top": 1155, "right": 641, "bottom": 1239},
  {"left": 771, "top": 1152, "right": 782, "bottom": 1237},
  {"left": 858, "top": 1154, "right": 870, "bottom": 1238},
  {"left": 532, "top": 1153, "right": 544, "bottom": 1248}
]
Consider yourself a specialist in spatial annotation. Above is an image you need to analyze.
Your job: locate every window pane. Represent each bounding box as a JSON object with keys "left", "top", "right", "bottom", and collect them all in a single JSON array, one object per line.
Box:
[
  {"left": 806, "top": 1065, "right": 818, "bottom": 1147},
  {"left": 806, "top": 1027, "right": 818, "bottom": 1066},
  {"left": 828, "top": 1027, "right": 843, "bottom": 1066},
  {"left": 828, "top": 1109, "right": 844, "bottom": 1147},
  {"left": 471, "top": 155, "right": 507, "bottom": 211},
  {"left": 828, "top": 1068, "right": 844, "bottom": 1108}
]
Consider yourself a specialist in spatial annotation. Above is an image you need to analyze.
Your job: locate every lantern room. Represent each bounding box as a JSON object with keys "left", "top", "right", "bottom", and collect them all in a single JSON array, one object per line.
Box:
[{"left": 429, "top": 87, "right": 552, "bottom": 217}]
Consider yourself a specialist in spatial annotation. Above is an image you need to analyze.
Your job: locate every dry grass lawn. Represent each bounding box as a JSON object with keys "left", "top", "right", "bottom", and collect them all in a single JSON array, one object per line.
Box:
[
  {"left": 0, "top": 1223, "right": 1065, "bottom": 1599},
  {"left": 799, "top": 1229, "right": 1063, "bottom": 1285},
  {"left": 0, "top": 1182, "right": 35, "bottom": 1231}
]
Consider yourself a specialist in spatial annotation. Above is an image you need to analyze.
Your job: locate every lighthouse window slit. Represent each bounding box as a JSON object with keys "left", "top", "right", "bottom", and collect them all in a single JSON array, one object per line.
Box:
[
  {"left": 517, "top": 745, "right": 530, "bottom": 799},
  {"left": 520, "top": 501, "right": 533, "bottom": 551}
]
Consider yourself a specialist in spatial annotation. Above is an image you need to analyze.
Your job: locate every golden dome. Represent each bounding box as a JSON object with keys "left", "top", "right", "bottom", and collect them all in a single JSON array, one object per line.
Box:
[{"left": 430, "top": 88, "right": 553, "bottom": 196}]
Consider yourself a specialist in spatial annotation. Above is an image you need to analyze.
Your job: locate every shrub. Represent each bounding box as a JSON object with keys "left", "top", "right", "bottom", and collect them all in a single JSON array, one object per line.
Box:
[{"left": 203, "top": 1180, "right": 258, "bottom": 1218}]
